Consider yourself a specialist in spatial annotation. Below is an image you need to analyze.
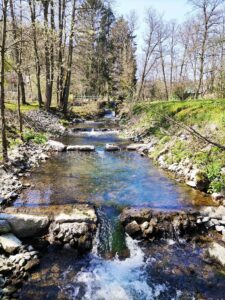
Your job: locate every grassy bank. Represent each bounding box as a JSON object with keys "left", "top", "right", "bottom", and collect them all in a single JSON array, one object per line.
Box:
[{"left": 125, "top": 99, "right": 225, "bottom": 195}]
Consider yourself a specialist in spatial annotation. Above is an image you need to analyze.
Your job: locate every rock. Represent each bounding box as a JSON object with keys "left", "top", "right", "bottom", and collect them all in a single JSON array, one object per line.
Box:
[
  {"left": 0, "top": 221, "right": 11, "bottom": 234},
  {"left": 0, "top": 234, "right": 22, "bottom": 254},
  {"left": 186, "top": 170, "right": 209, "bottom": 191},
  {"left": 208, "top": 242, "right": 225, "bottom": 266},
  {"left": 222, "top": 229, "right": 225, "bottom": 242},
  {"left": 216, "top": 225, "right": 224, "bottom": 232},
  {"left": 120, "top": 208, "right": 152, "bottom": 225},
  {"left": 67, "top": 145, "right": 95, "bottom": 152},
  {"left": 54, "top": 206, "right": 97, "bottom": 224},
  {"left": 125, "top": 221, "right": 141, "bottom": 236},
  {"left": 105, "top": 144, "right": 120, "bottom": 151},
  {"left": 46, "top": 140, "right": 66, "bottom": 152},
  {"left": 211, "top": 219, "right": 220, "bottom": 225},
  {"left": 202, "top": 217, "right": 210, "bottom": 223},
  {"left": 212, "top": 192, "right": 225, "bottom": 201},
  {"left": 126, "top": 144, "right": 145, "bottom": 151},
  {"left": 0, "top": 213, "right": 49, "bottom": 238},
  {"left": 140, "top": 221, "right": 149, "bottom": 231},
  {"left": 23, "top": 258, "right": 39, "bottom": 271}
]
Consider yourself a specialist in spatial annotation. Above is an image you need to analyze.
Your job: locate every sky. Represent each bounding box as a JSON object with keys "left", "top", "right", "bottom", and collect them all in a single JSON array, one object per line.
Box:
[{"left": 115, "top": 0, "right": 193, "bottom": 52}]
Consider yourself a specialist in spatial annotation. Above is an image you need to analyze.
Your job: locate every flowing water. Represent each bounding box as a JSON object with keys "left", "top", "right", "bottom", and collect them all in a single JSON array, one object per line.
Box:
[{"left": 17, "top": 115, "right": 225, "bottom": 300}]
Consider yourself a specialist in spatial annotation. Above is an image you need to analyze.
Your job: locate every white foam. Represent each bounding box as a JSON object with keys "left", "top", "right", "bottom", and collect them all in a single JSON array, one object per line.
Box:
[{"left": 60, "top": 235, "right": 167, "bottom": 300}]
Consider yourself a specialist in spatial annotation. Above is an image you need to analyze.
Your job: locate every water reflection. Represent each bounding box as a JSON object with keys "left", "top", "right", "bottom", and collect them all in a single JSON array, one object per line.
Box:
[{"left": 16, "top": 126, "right": 211, "bottom": 209}]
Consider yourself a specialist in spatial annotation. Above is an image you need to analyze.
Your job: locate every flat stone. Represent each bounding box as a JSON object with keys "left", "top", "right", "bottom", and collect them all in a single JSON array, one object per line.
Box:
[
  {"left": 105, "top": 144, "right": 120, "bottom": 151},
  {"left": 127, "top": 144, "right": 146, "bottom": 151},
  {"left": 54, "top": 207, "right": 97, "bottom": 224},
  {"left": 67, "top": 145, "right": 95, "bottom": 152},
  {"left": 0, "top": 213, "right": 49, "bottom": 238},
  {"left": 47, "top": 140, "right": 66, "bottom": 152},
  {"left": 0, "top": 234, "right": 22, "bottom": 254},
  {"left": 208, "top": 242, "right": 225, "bottom": 266},
  {"left": 0, "top": 220, "right": 11, "bottom": 234}
]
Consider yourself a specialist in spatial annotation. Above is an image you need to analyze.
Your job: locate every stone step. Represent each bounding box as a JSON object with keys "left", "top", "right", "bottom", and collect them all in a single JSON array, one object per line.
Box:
[
  {"left": 105, "top": 144, "right": 120, "bottom": 151},
  {"left": 67, "top": 145, "right": 95, "bottom": 151},
  {"left": 127, "top": 144, "right": 147, "bottom": 151}
]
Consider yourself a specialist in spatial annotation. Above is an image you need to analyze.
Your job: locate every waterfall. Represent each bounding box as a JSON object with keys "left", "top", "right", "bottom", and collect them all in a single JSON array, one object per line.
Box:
[{"left": 59, "top": 209, "right": 169, "bottom": 300}]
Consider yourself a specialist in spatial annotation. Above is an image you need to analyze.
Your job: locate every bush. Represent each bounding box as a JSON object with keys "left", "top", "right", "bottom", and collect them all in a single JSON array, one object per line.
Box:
[{"left": 24, "top": 130, "right": 47, "bottom": 144}]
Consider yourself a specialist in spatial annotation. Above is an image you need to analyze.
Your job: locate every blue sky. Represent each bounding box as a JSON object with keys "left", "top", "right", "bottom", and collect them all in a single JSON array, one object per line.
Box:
[{"left": 115, "top": 0, "right": 192, "bottom": 51}]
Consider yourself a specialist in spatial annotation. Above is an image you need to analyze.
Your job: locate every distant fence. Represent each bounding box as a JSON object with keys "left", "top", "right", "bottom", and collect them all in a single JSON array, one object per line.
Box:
[{"left": 73, "top": 95, "right": 101, "bottom": 105}]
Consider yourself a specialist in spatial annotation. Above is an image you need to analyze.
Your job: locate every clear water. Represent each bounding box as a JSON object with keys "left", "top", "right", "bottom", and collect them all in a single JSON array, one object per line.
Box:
[
  {"left": 17, "top": 118, "right": 220, "bottom": 300},
  {"left": 15, "top": 121, "right": 210, "bottom": 209}
]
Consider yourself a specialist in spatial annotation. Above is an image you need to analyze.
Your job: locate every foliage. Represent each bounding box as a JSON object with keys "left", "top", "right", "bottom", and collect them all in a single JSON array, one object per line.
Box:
[{"left": 24, "top": 130, "right": 47, "bottom": 144}]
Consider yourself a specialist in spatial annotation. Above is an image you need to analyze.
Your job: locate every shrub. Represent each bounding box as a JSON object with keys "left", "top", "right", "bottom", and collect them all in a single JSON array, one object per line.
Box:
[{"left": 24, "top": 130, "right": 47, "bottom": 144}]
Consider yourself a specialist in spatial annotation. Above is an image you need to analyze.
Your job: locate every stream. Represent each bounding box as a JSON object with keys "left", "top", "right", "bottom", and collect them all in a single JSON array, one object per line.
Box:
[{"left": 17, "top": 115, "right": 225, "bottom": 299}]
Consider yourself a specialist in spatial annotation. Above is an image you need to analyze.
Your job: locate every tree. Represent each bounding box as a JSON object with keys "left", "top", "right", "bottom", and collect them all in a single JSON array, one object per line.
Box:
[
  {"left": 0, "top": 0, "right": 9, "bottom": 162},
  {"left": 189, "top": 0, "right": 224, "bottom": 98},
  {"left": 28, "top": 0, "right": 43, "bottom": 108},
  {"left": 137, "top": 9, "right": 161, "bottom": 100},
  {"left": 110, "top": 17, "right": 137, "bottom": 99}
]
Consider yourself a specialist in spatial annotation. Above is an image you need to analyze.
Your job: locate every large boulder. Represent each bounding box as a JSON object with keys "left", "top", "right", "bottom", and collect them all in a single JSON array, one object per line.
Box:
[
  {"left": 46, "top": 140, "right": 66, "bottom": 152},
  {"left": 208, "top": 242, "right": 225, "bottom": 266},
  {"left": 0, "top": 233, "right": 22, "bottom": 254},
  {"left": 0, "top": 213, "right": 49, "bottom": 238}
]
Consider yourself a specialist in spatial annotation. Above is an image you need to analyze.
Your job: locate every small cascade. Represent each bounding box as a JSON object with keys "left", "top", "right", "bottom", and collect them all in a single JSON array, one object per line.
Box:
[
  {"left": 95, "top": 208, "right": 114, "bottom": 256},
  {"left": 59, "top": 208, "right": 169, "bottom": 300},
  {"left": 60, "top": 235, "right": 168, "bottom": 300}
]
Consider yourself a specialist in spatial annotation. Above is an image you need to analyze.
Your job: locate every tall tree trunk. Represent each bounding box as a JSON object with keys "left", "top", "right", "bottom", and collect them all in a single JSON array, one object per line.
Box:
[
  {"left": 57, "top": 0, "right": 66, "bottom": 108},
  {"left": 0, "top": 0, "right": 8, "bottom": 162},
  {"left": 43, "top": 0, "right": 52, "bottom": 111},
  {"left": 17, "top": 75, "right": 23, "bottom": 140},
  {"left": 9, "top": 0, "right": 26, "bottom": 105},
  {"left": 28, "top": 0, "right": 43, "bottom": 108},
  {"left": 62, "top": 0, "right": 76, "bottom": 115}
]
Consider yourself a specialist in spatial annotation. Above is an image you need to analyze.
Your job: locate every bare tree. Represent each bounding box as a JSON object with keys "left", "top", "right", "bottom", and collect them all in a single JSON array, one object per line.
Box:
[
  {"left": 189, "top": 0, "right": 224, "bottom": 98},
  {"left": 137, "top": 9, "right": 161, "bottom": 101},
  {"left": 28, "top": 0, "right": 43, "bottom": 108},
  {"left": 0, "top": 0, "right": 9, "bottom": 162}
]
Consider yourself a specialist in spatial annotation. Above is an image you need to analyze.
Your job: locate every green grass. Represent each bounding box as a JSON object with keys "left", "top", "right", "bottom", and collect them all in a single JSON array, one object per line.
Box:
[
  {"left": 5, "top": 101, "right": 40, "bottom": 113},
  {"left": 129, "top": 98, "right": 225, "bottom": 194},
  {"left": 133, "top": 99, "right": 225, "bottom": 129}
]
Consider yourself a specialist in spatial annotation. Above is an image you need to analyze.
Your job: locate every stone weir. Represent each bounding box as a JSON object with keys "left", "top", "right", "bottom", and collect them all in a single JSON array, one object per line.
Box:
[
  {"left": 0, "top": 205, "right": 97, "bottom": 299},
  {"left": 0, "top": 204, "right": 98, "bottom": 253},
  {"left": 120, "top": 207, "right": 205, "bottom": 240}
]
